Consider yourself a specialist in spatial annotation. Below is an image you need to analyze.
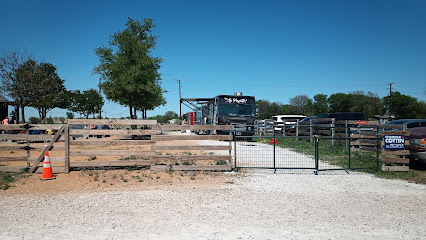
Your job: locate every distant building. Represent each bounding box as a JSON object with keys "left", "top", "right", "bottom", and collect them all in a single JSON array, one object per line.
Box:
[
  {"left": 168, "top": 119, "right": 179, "bottom": 124},
  {"left": 0, "top": 94, "right": 13, "bottom": 121}
]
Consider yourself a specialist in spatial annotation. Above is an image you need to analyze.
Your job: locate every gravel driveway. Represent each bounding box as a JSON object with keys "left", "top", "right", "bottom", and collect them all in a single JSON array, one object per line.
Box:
[
  {"left": 1, "top": 138, "right": 425, "bottom": 239},
  {"left": 1, "top": 171, "right": 425, "bottom": 239}
]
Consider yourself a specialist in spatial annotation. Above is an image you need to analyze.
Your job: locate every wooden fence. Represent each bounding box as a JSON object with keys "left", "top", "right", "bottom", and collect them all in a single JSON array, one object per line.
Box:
[{"left": 0, "top": 120, "right": 234, "bottom": 173}]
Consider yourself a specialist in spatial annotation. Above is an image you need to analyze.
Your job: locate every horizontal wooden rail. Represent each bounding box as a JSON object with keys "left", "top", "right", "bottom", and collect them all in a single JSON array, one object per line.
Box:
[
  {"left": 0, "top": 134, "right": 65, "bottom": 141},
  {"left": 380, "top": 131, "right": 410, "bottom": 136},
  {"left": 171, "top": 165, "right": 232, "bottom": 171},
  {"left": 152, "top": 125, "right": 234, "bottom": 131},
  {"left": 69, "top": 150, "right": 155, "bottom": 156},
  {"left": 68, "top": 119, "right": 157, "bottom": 125},
  {"left": 0, "top": 124, "right": 64, "bottom": 130},
  {"left": 70, "top": 140, "right": 155, "bottom": 145},
  {"left": 152, "top": 155, "right": 232, "bottom": 161},
  {"left": 28, "top": 157, "right": 66, "bottom": 163},
  {"left": 69, "top": 129, "right": 156, "bottom": 135},
  {"left": 381, "top": 150, "right": 410, "bottom": 156},
  {"left": 0, "top": 156, "right": 27, "bottom": 162},
  {"left": 70, "top": 160, "right": 155, "bottom": 168},
  {"left": 152, "top": 135, "right": 233, "bottom": 141},
  {"left": 381, "top": 157, "right": 409, "bottom": 164},
  {"left": 0, "top": 145, "right": 65, "bottom": 151},
  {"left": 152, "top": 145, "right": 232, "bottom": 151},
  {"left": 0, "top": 166, "right": 65, "bottom": 173},
  {"left": 150, "top": 164, "right": 232, "bottom": 171}
]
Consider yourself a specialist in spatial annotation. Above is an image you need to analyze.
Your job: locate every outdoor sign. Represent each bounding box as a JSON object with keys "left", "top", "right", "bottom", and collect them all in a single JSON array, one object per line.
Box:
[
  {"left": 384, "top": 135, "right": 405, "bottom": 150},
  {"left": 356, "top": 120, "right": 367, "bottom": 125}
]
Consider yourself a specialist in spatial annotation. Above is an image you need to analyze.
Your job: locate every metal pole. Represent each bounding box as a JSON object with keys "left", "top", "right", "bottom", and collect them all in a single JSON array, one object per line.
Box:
[
  {"left": 177, "top": 79, "right": 182, "bottom": 122},
  {"left": 345, "top": 120, "right": 348, "bottom": 151},
  {"left": 233, "top": 127, "right": 237, "bottom": 169},
  {"left": 376, "top": 132, "right": 380, "bottom": 170},
  {"left": 314, "top": 136, "right": 319, "bottom": 174},
  {"left": 273, "top": 125, "right": 276, "bottom": 172},
  {"left": 348, "top": 137, "right": 351, "bottom": 169}
]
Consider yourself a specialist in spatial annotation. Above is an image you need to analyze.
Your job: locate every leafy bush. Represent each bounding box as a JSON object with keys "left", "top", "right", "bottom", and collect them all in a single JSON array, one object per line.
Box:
[
  {"left": 29, "top": 117, "right": 41, "bottom": 124},
  {"left": 0, "top": 171, "right": 23, "bottom": 190},
  {"left": 46, "top": 117, "right": 54, "bottom": 124}
]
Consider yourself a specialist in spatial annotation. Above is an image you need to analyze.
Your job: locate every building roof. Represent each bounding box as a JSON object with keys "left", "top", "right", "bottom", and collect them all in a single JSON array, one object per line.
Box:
[{"left": 0, "top": 94, "right": 13, "bottom": 103}]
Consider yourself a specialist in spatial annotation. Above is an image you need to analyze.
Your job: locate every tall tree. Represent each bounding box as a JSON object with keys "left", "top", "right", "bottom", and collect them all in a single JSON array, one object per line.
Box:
[
  {"left": 348, "top": 91, "right": 382, "bottom": 119},
  {"left": 383, "top": 91, "right": 425, "bottom": 119},
  {"left": 256, "top": 100, "right": 271, "bottom": 120},
  {"left": 309, "top": 94, "right": 329, "bottom": 115},
  {"left": 289, "top": 95, "right": 310, "bottom": 114},
  {"left": 30, "top": 62, "right": 67, "bottom": 123},
  {"left": 0, "top": 50, "right": 35, "bottom": 123},
  {"left": 93, "top": 17, "right": 166, "bottom": 119},
  {"left": 328, "top": 93, "right": 352, "bottom": 113}
]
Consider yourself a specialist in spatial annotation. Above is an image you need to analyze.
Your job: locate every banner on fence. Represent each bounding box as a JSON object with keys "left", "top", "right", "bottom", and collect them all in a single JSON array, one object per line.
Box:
[{"left": 384, "top": 135, "right": 405, "bottom": 150}]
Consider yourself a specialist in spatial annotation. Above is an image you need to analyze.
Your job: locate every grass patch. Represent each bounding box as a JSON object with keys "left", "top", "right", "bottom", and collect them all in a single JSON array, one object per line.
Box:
[
  {"left": 255, "top": 137, "right": 426, "bottom": 184},
  {"left": 216, "top": 160, "right": 228, "bottom": 165},
  {"left": 0, "top": 171, "right": 27, "bottom": 190}
]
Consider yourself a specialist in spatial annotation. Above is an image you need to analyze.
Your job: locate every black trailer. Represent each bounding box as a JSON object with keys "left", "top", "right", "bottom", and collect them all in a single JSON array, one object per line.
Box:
[{"left": 181, "top": 92, "right": 256, "bottom": 136}]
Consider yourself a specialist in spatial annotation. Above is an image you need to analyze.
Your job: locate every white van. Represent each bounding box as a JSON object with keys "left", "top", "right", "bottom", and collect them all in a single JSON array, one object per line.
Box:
[{"left": 272, "top": 115, "right": 306, "bottom": 132}]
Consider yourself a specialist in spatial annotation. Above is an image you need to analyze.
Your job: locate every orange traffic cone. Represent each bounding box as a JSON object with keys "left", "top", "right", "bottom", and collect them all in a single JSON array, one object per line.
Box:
[{"left": 41, "top": 151, "right": 55, "bottom": 180}]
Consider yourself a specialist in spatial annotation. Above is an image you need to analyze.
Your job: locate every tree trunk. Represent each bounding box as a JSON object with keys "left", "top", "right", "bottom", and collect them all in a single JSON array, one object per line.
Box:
[
  {"left": 133, "top": 108, "right": 137, "bottom": 119},
  {"left": 20, "top": 104, "right": 25, "bottom": 123},
  {"left": 15, "top": 105, "right": 20, "bottom": 124},
  {"left": 129, "top": 105, "right": 133, "bottom": 119}
]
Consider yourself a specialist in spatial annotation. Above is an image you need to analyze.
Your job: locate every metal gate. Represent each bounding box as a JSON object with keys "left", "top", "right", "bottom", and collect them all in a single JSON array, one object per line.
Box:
[{"left": 233, "top": 125, "right": 379, "bottom": 173}]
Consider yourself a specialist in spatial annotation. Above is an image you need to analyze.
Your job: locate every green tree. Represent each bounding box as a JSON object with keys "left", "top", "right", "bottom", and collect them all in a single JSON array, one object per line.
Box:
[
  {"left": 256, "top": 100, "right": 271, "bottom": 119},
  {"left": 348, "top": 91, "right": 382, "bottom": 119},
  {"left": 30, "top": 62, "right": 67, "bottom": 123},
  {"left": 328, "top": 93, "right": 352, "bottom": 113},
  {"left": 66, "top": 112, "right": 74, "bottom": 119},
  {"left": 308, "top": 94, "right": 329, "bottom": 116},
  {"left": 0, "top": 50, "right": 35, "bottom": 123},
  {"left": 148, "top": 111, "right": 178, "bottom": 123},
  {"left": 67, "top": 89, "right": 104, "bottom": 119},
  {"left": 383, "top": 91, "right": 425, "bottom": 119},
  {"left": 93, "top": 17, "right": 166, "bottom": 119}
]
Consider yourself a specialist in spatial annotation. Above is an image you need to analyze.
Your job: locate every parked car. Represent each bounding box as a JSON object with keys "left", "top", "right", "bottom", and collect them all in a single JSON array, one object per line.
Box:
[
  {"left": 70, "top": 124, "right": 87, "bottom": 140},
  {"left": 272, "top": 115, "right": 306, "bottom": 132},
  {"left": 299, "top": 116, "right": 316, "bottom": 125},
  {"left": 408, "top": 127, "right": 426, "bottom": 166},
  {"left": 314, "top": 112, "right": 365, "bottom": 122},
  {"left": 256, "top": 119, "right": 274, "bottom": 134},
  {"left": 384, "top": 119, "right": 426, "bottom": 129}
]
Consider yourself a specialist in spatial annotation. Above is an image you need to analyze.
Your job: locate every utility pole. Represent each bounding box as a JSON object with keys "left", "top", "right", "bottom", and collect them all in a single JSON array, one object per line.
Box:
[
  {"left": 388, "top": 83, "right": 394, "bottom": 120},
  {"left": 176, "top": 79, "right": 182, "bottom": 122},
  {"left": 99, "top": 78, "right": 102, "bottom": 119}
]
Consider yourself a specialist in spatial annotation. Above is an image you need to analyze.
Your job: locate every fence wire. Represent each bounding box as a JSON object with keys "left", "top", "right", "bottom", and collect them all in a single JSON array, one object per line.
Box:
[{"left": 234, "top": 125, "right": 379, "bottom": 172}]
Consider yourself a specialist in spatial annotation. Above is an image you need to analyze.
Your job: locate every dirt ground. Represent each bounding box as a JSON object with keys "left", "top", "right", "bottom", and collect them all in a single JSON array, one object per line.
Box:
[
  {"left": 0, "top": 134, "right": 232, "bottom": 196},
  {"left": 0, "top": 168, "right": 234, "bottom": 196}
]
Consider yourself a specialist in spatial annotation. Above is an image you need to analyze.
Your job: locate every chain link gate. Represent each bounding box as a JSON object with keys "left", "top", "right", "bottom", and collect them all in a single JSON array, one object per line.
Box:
[{"left": 233, "top": 125, "right": 379, "bottom": 174}]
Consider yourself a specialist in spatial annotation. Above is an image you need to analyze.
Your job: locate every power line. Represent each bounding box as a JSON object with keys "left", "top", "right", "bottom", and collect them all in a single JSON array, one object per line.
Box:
[{"left": 252, "top": 83, "right": 387, "bottom": 88}]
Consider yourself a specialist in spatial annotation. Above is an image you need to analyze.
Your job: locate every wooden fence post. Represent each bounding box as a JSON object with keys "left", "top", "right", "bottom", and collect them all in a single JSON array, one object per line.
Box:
[{"left": 65, "top": 124, "right": 70, "bottom": 173}]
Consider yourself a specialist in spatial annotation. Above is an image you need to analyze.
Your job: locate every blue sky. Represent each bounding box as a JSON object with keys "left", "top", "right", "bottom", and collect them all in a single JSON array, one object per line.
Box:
[{"left": 1, "top": 0, "right": 425, "bottom": 119}]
